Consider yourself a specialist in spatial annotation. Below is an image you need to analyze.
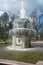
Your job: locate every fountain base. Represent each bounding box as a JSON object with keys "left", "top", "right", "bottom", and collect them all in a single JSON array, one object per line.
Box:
[{"left": 6, "top": 45, "right": 43, "bottom": 51}]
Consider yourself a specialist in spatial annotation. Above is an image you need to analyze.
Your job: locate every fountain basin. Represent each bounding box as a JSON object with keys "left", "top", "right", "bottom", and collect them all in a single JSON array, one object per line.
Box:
[{"left": 6, "top": 45, "right": 43, "bottom": 51}]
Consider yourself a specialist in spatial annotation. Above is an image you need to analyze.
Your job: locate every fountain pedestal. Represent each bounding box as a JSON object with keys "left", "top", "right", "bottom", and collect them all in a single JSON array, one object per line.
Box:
[{"left": 12, "top": 36, "right": 26, "bottom": 49}]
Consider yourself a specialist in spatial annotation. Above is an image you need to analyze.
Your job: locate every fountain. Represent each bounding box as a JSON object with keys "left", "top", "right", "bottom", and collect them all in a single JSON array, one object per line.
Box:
[{"left": 7, "top": 1, "right": 36, "bottom": 50}]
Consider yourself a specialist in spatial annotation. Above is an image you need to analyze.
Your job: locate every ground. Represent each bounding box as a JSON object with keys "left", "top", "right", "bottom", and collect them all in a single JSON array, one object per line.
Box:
[{"left": 0, "top": 41, "right": 43, "bottom": 64}]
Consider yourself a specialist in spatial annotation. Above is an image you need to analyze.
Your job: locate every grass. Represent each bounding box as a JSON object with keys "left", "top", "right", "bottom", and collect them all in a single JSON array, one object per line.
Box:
[
  {"left": 0, "top": 39, "right": 4, "bottom": 42},
  {"left": 0, "top": 39, "right": 12, "bottom": 43},
  {"left": 0, "top": 50, "right": 43, "bottom": 64},
  {"left": 0, "top": 43, "right": 43, "bottom": 64},
  {"left": 5, "top": 39, "right": 12, "bottom": 43}
]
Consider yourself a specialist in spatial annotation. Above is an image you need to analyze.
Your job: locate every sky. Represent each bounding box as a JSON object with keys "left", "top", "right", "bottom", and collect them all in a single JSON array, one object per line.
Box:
[{"left": 0, "top": 0, "right": 43, "bottom": 16}]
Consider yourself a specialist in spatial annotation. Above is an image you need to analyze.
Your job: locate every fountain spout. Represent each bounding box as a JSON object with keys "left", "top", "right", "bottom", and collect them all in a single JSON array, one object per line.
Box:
[{"left": 20, "top": 1, "right": 26, "bottom": 18}]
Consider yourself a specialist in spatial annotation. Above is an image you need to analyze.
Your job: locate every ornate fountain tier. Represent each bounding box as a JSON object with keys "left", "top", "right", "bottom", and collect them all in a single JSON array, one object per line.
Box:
[{"left": 10, "top": 18, "right": 35, "bottom": 49}]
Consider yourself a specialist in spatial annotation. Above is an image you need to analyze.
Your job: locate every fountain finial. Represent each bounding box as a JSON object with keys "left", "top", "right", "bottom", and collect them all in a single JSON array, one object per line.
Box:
[
  {"left": 20, "top": 1, "right": 26, "bottom": 18},
  {"left": 21, "top": 1, "right": 24, "bottom": 8}
]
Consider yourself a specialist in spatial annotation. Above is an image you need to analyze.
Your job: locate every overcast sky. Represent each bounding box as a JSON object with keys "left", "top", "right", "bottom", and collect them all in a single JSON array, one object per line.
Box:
[{"left": 0, "top": 0, "right": 43, "bottom": 16}]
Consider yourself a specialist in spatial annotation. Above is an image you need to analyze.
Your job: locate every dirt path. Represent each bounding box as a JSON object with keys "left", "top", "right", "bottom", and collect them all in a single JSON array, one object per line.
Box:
[
  {"left": 31, "top": 41, "right": 43, "bottom": 44},
  {"left": 0, "top": 59, "right": 34, "bottom": 65}
]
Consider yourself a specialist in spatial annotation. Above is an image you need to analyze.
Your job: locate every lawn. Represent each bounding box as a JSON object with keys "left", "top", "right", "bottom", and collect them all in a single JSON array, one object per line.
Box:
[
  {"left": 0, "top": 43, "right": 43, "bottom": 64},
  {"left": 0, "top": 39, "right": 12, "bottom": 43}
]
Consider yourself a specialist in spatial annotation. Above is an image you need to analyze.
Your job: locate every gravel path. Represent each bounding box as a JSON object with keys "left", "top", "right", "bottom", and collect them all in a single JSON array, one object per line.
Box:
[{"left": 0, "top": 59, "right": 34, "bottom": 65}]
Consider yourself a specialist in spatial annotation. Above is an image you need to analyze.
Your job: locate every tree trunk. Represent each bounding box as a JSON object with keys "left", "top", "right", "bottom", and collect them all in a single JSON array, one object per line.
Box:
[{"left": 28, "top": 36, "right": 31, "bottom": 48}]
